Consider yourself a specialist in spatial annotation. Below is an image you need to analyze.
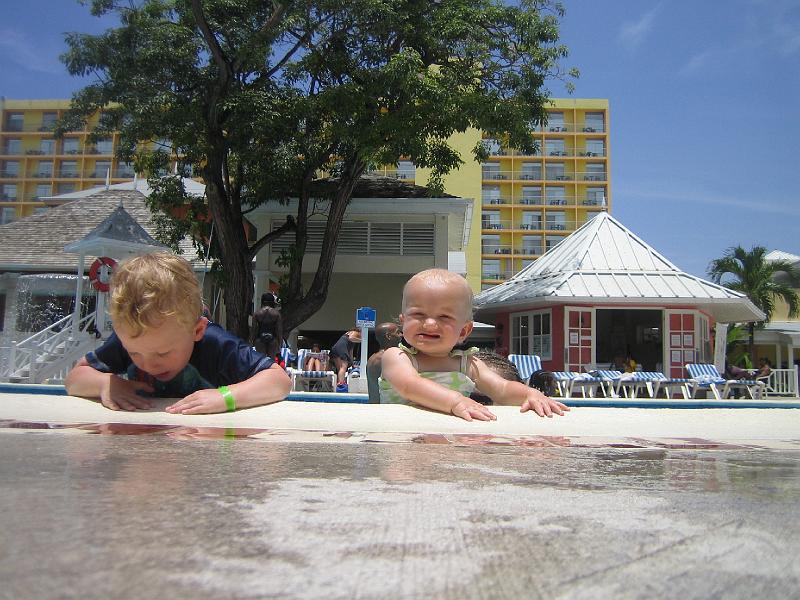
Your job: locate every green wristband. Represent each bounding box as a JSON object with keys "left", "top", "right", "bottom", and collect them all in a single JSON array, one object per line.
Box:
[{"left": 218, "top": 385, "right": 236, "bottom": 412}]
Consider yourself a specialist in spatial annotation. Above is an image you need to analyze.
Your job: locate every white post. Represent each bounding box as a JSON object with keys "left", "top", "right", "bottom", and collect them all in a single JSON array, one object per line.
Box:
[
  {"left": 72, "top": 254, "right": 85, "bottom": 336},
  {"left": 359, "top": 326, "right": 369, "bottom": 370},
  {"left": 713, "top": 323, "right": 728, "bottom": 373}
]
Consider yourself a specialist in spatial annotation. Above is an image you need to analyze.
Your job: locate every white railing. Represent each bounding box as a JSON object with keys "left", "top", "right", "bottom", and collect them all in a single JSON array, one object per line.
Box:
[
  {"left": 0, "top": 311, "right": 97, "bottom": 383},
  {"left": 764, "top": 367, "right": 798, "bottom": 398}
]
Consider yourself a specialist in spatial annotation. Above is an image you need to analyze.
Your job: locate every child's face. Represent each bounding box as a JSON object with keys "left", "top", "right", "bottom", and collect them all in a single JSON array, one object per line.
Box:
[
  {"left": 400, "top": 278, "right": 473, "bottom": 357},
  {"left": 116, "top": 317, "right": 207, "bottom": 382}
]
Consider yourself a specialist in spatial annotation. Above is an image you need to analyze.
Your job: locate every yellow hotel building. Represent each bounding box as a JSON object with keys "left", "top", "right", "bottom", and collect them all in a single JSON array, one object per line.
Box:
[{"left": 0, "top": 97, "right": 610, "bottom": 290}]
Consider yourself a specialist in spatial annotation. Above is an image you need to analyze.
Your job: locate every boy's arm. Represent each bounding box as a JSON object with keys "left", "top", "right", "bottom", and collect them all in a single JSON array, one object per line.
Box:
[
  {"left": 65, "top": 357, "right": 155, "bottom": 411},
  {"left": 472, "top": 359, "right": 569, "bottom": 418},
  {"left": 165, "top": 363, "right": 291, "bottom": 414},
  {"left": 380, "top": 348, "right": 495, "bottom": 422}
]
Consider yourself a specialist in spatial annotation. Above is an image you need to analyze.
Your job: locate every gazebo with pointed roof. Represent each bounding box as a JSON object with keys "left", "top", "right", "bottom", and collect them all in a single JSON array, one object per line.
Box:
[{"left": 475, "top": 213, "right": 765, "bottom": 378}]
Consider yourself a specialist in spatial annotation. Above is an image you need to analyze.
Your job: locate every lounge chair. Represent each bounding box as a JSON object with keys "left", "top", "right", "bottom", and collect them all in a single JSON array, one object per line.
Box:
[
  {"left": 685, "top": 363, "right": 766, "bottom": 400},
  {"left": 551, "top": 371, "right": 603, "bottom": 397},
  {"left": 290, "top": 349, "right": 337, "bottom": 392},
  {"left": 507, "top": 354, "right": 542, "bottom": 382},
  {"left": 615, "top": 371, "right": 691, "bottom": 399},
  {"left": 592, "top": 369, "right": 624, "bottom": 398}
]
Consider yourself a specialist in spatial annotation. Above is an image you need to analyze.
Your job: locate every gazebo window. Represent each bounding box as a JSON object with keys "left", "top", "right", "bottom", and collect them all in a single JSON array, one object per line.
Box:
[{"left": 511, "top": 309, "right": 552, "bottom": 359}]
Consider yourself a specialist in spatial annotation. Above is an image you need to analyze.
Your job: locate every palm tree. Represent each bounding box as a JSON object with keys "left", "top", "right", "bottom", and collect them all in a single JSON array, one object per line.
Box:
[{"left": 708, "top": 246, "right": 800, "bottom": 362}]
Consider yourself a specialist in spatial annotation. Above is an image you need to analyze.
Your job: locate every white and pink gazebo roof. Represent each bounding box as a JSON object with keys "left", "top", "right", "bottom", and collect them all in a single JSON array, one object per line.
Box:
[{"left": 475, "top": 212, "right": 764, "bottom": 323}]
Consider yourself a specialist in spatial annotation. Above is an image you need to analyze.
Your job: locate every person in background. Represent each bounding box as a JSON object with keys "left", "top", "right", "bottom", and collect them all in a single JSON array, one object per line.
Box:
[
  {"left": 65, "top": 252, "right": 291, "bottom": 413},
  {"left": 468, "top": 350, "right": 521, "bottom": 405},
  {"left": 304, "top": 342, "right": 326, "bottom": 371},
  {"left": 756, "top": 357, "right": 772, "bottom": 379},
  {"left": 330, "top": 328, "right": 362, "bottom": 390},
  {"left": 251, "top": 292, "right": 283, "bottom": 359},
  {"left": 380, "top": 268, "right": 569, "bottom": 421},
  {"left": 366, "top": 322, "right": 402, "bottom": 403}
]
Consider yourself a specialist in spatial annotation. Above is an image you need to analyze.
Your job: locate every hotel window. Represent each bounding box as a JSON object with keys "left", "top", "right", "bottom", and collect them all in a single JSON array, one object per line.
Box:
[
  {"left": 5, "top": 139, "right": 22, "bottom": 155},
  {"left": 520, "top": 186, "right": 542, "bottom": 205},
  {"left": 584, "top": 163, "right": 605, "bottom": 181},
  {"left": 521, "top": 212, "right": 541, "bottom": 230},
  {"left": 584, "top": 112, "right": 605, "bottom": 132},
  {"left": 482, "top": 259, "right": 501, "bottom": 279},
  {"left": 586, "top": 187, "right": 606, "bottom": 206},
  {"left": 547, "top": 112, "right": 565, "bottom": 132},
  {"left": 546, "top": 212, "right": 566, "bottom": 230},
  {"left": 117, "top": 162, "right": 135, "bottom": 177},
  {"left": 95, "top": 138, "right": 114, "bottom": 154},
  {"left": 37, "top": 161, "right": 53, "bottom": 177},
  {"left": 62, "top": 138, "right": 81, "bottom": 154},
  {"left": 546, "top": 186, "right": 566, "bottom": 205},
  {"left": 482, "top": 211, "right": 501, "bottom": 229},
  {"left": 482, "top": 235, "right": 501, "bottom": 254},
  {"left": 481, "top": 162, "right": 502, "bottom": 179},
  {"left": 519, "top": 162, "right": 542, "bottom": 180},
  {"left": 40, "top": 139, "right": 56, "bottom": 155},
  {"left": 1, "top": 161, "right": 19, "bottom": 177},
  {"left": 35, "top": 184, "right": 52, "bottom": 199},
  {"left": 482, "top": 185, "right": 501, "bottom": 204},
  {"left": 5, "top": 113, "right": 24, "bottom": 132},
  {"left": 521, "top": 236, "right": 542, "bottom": 255},
  {"left": 95, "top": 161, "right": 112, "bottom": 178},
  {"left": 41, "top": 112, "right": 58, "bottom": 130},
  {"left": 0, "top": 207, "right": 15, "bottom": 224},
  {"left": 546, "top": 138, "right": 566, "bottom": 156},
  {"left": 585, "top": 139, "right": 605, "bottom": 156},
  {"left": 57, "top": 183, "right": 76, "bottom": 195},
  {"left": 545, "top": 235, "right": 563, "bottom": 251},
  {"left": 546, "top": 162, "right": 567, "bottom": 180},
  {"left": 397, "top": 161, "right": 415, "bottom": 180},
  {"left": 60, "top": 161, "right": 78, "bottom": 177},
  {"left": 511, "top": 310, "right": 552, "bottom": 359},
  {"left": 1, "top": 184, "right": 17, "bottom": 200}
]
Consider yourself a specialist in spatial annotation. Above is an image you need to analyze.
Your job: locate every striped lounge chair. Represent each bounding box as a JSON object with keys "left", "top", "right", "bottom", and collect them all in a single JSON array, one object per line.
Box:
[
  {"left": 290, "top": 349, "right": 337, "bottom": 391},
  {"left": 685, "top": 363, "right": 766, "bottom": 400},
  {"left": 592, "top": 369, "right": 624, "bottom": 398},
  {"left": 615, "top": 371, "right": 691, "bottom": 399},
  {"left": 551, "top": 371, "right": 603, "bottom": 398},
  {"left": 507, "top": 354, "right": 542, "bottom": 382}
]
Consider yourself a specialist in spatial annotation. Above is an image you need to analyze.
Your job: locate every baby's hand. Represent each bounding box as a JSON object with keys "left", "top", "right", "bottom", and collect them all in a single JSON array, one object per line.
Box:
[
  {"left": 449, "top": 398, "right": 497, "bottom": 422},
  {"left": 101, "top": 375, "right": 154, "bottom": 411},
  {"left": 521, "top": 389, "right": 569, "bottom": 418},
  {"left": 166, "top": 388, "right": 227, "bottom": 415}
]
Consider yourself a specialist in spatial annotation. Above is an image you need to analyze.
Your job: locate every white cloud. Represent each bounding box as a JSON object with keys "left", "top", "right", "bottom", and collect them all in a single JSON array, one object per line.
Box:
[
  {"left": 618, "top": 186, "right": 800, "bottom": 218},
  {"left": 0, "top": 28, "right": 64, "bottom": 75},
  {"left": 678, "top": 49, "right": 716, "bottom": 76},
  {"left": 618, "top": 5, "right": 661, "bottom": 49}
]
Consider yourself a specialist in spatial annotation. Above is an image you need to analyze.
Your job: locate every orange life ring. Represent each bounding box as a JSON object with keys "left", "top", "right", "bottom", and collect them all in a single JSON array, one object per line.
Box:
[{"left": 88, "top": 256, "right": 117, "bottom": 292}]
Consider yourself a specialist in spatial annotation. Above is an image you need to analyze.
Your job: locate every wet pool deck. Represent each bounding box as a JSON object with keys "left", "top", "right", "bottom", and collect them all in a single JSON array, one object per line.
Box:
[{"left": 2, "top": 393, "right": 799, "bottom": 598}]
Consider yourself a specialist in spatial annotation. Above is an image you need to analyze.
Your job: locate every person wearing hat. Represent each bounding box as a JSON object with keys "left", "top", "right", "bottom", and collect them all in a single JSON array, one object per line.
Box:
[{"left": 251, "top": 292, "right": 283, "bottom": 359}]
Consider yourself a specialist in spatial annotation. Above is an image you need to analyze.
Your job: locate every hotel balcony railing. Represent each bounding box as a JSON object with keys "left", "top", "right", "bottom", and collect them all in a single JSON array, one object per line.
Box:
[
  {"left": 481, "top": 219, "right": 511, "bottom": 231},
  {"left": 482, "top": 170, "right": 607, "bottom": 182},
  {"left": 0, "top": 171, "right": 19, "bottom": 178},
  {"left": 57, "top": 172, "right": 80, "bottom": 178},
  {"left": 482, "top": 245, "right": 544, "bottom": 257},
  {"left": 0, "top": 194, "right": 17, "bottom": 201},
  {"left": 32, "top": 172, "right": 54, "bottom": 179},
  {"left": 2, "top": 123, "right": 60, "bottom": 133},
  {"left": 481, "top": 196, "right": 606, "bottom": 208},
  {"left": 482, "top": 197, "right": 510, "bottom": 205},
  {"left": 483, "top": 147, "right": 606, "bottom": 158},
  {"left": 481, "top": 270, "right": 516, "bottom": 281}
]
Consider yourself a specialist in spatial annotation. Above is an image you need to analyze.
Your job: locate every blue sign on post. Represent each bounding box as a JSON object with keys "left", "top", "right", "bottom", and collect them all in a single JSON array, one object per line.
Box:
[{"left": 355, "top": 307, "right": 377, "bottom": 329}]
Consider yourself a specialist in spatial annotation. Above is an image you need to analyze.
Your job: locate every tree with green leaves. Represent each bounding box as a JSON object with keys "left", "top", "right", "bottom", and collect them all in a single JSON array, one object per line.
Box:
[
  {"left": 59, "top": 0, "right": 575, "bottom": 338},
  {"left": 708, "top": 246, "right": 800, "bottom": 362}
]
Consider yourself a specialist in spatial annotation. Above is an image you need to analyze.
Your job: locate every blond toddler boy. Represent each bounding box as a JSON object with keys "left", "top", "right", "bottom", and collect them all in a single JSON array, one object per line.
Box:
[
  {"left": 65, "top": 252, "right": 291, "bottom": 413},
  {"left": 380, "top": 268, "right": 569, "bottom": 421}
]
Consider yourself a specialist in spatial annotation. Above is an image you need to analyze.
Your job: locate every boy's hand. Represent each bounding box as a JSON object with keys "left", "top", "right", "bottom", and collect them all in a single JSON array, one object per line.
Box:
[
  {"left": 449, "top": 398, "right": 497, "bottom": 422},
  {"left": 101, "top": 375, "right": 154, "bottom": 411},
  {"left": 165, "top": 388, "right": 226, "bottom": 415},
  {"left": 520, "top": 389, "right": 569, "bottom": 418}
]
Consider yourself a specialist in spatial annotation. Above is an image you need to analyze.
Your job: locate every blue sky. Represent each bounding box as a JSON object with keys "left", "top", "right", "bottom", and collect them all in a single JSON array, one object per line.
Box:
[{"left": 1, "top": 1, "right": 797, "bottom": 278}]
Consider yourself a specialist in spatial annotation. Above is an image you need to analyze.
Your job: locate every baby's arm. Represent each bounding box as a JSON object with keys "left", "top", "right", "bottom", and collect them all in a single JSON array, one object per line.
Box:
[
  {"left": 381, "top": 348, "right": 496, "bottom": 422},
  {"left": 65, "top": 357, "right": 155, "bottom": 411},
  {"left": 165, "top": 363, "right": 291, "bottom": 414},
  {"left": 472, "top": 359, "right": 569, "bottom": 418}
]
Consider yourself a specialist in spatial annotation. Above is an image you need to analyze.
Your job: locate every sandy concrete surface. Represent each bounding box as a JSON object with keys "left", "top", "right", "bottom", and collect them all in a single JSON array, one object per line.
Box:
[{"left": 1, "top": 394, "right": 799, "bottom": 599}]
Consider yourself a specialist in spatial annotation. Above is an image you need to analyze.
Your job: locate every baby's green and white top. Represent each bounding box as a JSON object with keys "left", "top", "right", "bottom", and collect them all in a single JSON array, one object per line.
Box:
[{"left": 379, "top": 343, "right": 479, "bottom": 404}]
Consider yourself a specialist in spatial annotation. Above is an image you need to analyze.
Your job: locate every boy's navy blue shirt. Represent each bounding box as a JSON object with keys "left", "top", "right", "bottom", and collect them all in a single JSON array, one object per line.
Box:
[{"left": 85, "top": 322, "right": 275, "bottom": 398}]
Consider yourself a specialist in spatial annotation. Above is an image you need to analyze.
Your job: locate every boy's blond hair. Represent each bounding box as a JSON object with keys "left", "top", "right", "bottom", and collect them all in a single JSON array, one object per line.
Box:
[
  {"left": 108, "top": 252, "right": 203, "bottom": 337},
  {"left": 402, "top": 269, "right": 474, "bottom": 320}
]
